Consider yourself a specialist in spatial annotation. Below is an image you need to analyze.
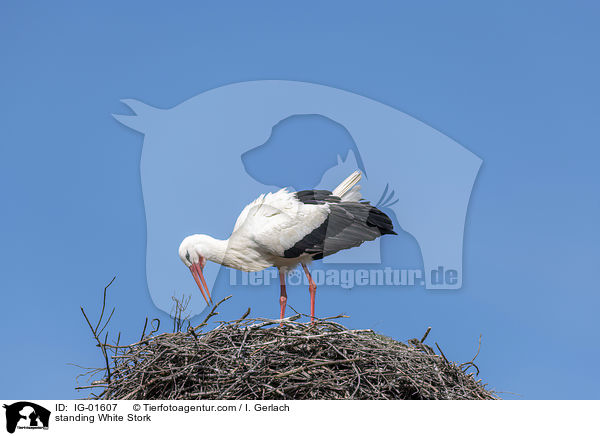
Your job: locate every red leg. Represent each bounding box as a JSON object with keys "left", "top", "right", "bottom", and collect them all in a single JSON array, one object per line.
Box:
[
  {"left": 301, "top": 264, "right": 317, "bottom": 323},
  {"left": 279, "top": 269, "right": 287, "bottom": 326}
]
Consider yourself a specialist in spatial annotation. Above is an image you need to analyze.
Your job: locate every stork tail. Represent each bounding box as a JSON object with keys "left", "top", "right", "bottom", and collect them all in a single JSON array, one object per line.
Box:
[{"left": 332, "top": 170, "right": 362, "bottom": 201}]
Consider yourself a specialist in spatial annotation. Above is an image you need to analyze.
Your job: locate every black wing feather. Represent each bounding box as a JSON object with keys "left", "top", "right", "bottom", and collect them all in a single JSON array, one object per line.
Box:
[{"left": 283, "top": 190, "right": 396, "bottom": 259}]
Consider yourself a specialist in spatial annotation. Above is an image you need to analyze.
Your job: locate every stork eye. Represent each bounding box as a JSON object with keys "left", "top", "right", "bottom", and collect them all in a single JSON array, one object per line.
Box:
[{"left": 186, "top": 252, "right": 191, "bottom": 262}]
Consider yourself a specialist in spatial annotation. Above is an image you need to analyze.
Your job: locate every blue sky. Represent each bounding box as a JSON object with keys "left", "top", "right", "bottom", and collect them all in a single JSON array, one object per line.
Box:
[{"left": 1, "top": 1, "right": 599, "bottom": 399}]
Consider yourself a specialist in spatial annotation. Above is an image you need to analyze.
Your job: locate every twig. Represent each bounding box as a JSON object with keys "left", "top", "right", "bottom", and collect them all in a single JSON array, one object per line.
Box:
[
  {"left": 94, "top": 276, "right": 115, "bottom": 333},
  {"left": 460, "top": 334, "right": 483, "bottom": 376},
  {"left": 435, "top": 342, "right": 450, "bottom": 364},
  {"left": 273, "top": 358, "right": 360, "bottom": 378}
]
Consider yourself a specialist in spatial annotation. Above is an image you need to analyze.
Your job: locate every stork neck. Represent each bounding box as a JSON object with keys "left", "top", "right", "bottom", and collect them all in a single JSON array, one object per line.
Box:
[
  {"left": 196, "top": 234, "right": 269, "bottom": 272},
  {"left": 201, "top": 236, "right": 230, "bottom": 266}
]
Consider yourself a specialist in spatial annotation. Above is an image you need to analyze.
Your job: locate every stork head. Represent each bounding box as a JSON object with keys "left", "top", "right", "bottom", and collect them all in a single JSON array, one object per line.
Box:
[{"left": 179, "top": 234, "right": 212, "bottom": 305}]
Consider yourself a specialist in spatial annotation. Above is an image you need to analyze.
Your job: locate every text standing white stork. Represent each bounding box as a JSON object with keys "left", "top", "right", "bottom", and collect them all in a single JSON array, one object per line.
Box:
[{"left": 178, "top": 171, "right": 396, "bottom": 323}]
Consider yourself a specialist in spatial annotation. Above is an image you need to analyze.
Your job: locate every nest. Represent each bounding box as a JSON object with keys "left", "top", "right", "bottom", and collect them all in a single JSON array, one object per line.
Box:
[{"left": 79, "top": 294, "right": 496, "bottom": 400}]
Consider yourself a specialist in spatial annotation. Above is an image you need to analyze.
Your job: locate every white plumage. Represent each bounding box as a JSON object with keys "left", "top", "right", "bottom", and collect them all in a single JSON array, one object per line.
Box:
[
  {"left": 179, "top": 171, "right": 396, "bottom": 322},
  {"left": 332, "top": 170, "right": 363, "bottom": 200}
]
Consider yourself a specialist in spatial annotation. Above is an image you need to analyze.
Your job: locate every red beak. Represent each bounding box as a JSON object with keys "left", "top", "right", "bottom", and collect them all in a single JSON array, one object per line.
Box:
[{"left": 189, "top": 263, "right": 212, "bottom": 305}]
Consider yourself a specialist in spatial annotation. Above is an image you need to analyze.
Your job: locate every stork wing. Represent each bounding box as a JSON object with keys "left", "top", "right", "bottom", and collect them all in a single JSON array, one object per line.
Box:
[
  {"left": 282, "top": 191, "right": 396, "bottom": 259},
  {"left": 232, "top": 189, "right": 329, "bottom": 257}
]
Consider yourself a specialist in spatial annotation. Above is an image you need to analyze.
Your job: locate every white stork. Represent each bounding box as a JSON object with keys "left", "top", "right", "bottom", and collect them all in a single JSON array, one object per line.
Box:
[{"left": 178, "top": 171, "right": 396, "bottom": 322}]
